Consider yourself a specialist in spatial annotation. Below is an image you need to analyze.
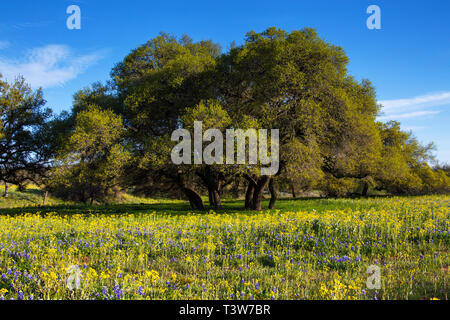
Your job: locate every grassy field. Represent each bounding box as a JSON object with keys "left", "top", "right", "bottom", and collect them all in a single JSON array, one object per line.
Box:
[{"left": 0, "top": 192, "right": 448, "bottom": 300}]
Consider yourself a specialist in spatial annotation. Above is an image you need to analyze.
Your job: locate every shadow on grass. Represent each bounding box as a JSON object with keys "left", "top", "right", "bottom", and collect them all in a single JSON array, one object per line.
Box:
[
  {"left": 0, "top": 194, "right": 389, "bottom": 217},
  {"left": 0, "top": 188, "right": 46, "bottom": 202},
  {"left": 0, "top": 200, "right": 254, "bottom": 216}
]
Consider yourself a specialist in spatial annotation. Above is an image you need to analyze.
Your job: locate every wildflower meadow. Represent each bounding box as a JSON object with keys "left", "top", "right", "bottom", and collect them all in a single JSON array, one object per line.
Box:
[{"left": 0, "top": 196, "right": 448, "bottom": 300}]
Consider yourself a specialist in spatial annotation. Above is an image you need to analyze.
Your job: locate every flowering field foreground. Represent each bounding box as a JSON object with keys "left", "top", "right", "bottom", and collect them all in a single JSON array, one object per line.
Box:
[{"left": 0, "top": 196, "right": 448, "bottom": 300}]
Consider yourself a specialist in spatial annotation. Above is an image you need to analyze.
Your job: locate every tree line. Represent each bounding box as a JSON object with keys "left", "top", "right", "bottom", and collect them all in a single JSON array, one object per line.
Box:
[{"left": 1, "top": 27, "right": 449, "bottom": 210}]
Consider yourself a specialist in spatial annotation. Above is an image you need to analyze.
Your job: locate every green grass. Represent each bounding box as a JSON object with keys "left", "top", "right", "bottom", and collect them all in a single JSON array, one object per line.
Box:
[
  {"left": 0, "top": 183, "right": 394, "bottom": 217},
  {"left": 0, "top": 185, "right": 66, "bottom": 209},
  {"left": 0, "top": 183, "right": 388, "bottom": 216}
]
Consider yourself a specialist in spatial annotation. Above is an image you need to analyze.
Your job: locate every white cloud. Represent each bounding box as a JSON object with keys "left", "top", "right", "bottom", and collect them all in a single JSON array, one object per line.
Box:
[
  {"left": 0, "top": 45, "right": 103, "bottom": 88},
  {"left": 377, "top": 110, "right": 440, "bottom": 121},
  {"left": 0, "top": 41, "right": 10, "bottom": 50},
  {"left": 378, "top": 92, "right": 450, "bottom": 121},
  {"left": 379, "top": 92, "right": 450, "bottom": 112}
]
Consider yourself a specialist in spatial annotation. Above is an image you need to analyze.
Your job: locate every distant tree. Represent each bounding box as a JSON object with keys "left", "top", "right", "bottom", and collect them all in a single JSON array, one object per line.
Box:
[
  {"left": 279, "top": 138, "right": 323, "bottom": 197},
  {"left": 31, "top": 111, "right": 73, "bottom": 204},
  {"left": 50, "top": 106, "right": 130, "bottom": 204},
  {"left": 374, "top": 121, "right": 444, "bottom": 195},
  {"left": 0, "top": 75, "right": 53, "bottom": 197},
  {"left": 434, "top": 162, "right": 450, "bottom": 176}
]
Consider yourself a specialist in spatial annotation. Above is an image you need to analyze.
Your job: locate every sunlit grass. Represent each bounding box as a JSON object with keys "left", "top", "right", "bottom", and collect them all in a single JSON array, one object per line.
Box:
[{"left": 0, "top": 185, "right": 66, "bottom": 208}]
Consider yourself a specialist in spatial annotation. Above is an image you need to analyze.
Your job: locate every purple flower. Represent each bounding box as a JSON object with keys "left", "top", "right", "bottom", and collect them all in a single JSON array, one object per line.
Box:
[
  {"left": 17, "top": 291, "right": 23, "bottom": 300},
  {"left": 114, "top": 285, "right": 123, "bottom": 299}
]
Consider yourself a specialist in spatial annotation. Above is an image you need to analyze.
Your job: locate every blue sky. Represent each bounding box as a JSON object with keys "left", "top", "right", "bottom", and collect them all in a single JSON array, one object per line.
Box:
[{"left": 0, "top": 0, "right": 449, "bottom": 162}]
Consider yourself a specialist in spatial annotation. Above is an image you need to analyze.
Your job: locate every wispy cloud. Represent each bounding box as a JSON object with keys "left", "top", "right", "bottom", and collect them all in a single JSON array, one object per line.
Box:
[
  {"left": 379, "top": 92, "right": 450, "bottom": 112},
  {"left": 377, "top": 110, "right": 440, "bottom": 121},
  {"left": 12, "top": 21, "right": 54, "bottom": 30},
  {"left": 0, "top": 41, "right": 10, "bottom": 50},
  {"left": 401, "top": 125, "right": 427, "bottom": 132},
  {"left": 378, "top": 91, "right": 450, "bottom": 121},
  {"left": 0, "top": 45, "right": 103, "bottom": 88}
]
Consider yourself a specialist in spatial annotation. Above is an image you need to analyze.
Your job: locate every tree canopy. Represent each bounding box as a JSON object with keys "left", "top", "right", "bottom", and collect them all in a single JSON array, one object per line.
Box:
[{"left": 0, "top": 75, "right": 53, "bottom": 190}]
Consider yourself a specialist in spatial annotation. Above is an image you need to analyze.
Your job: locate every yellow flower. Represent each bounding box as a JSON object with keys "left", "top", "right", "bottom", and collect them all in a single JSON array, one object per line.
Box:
[{"left": 145, "top": 270, "right": 160, "bottom": 283}]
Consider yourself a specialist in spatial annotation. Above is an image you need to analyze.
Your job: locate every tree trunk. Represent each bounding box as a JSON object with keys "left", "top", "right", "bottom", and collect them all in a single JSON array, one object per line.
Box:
[
  {"left": 212, "top": 189, "right": 222, "bottom": 209},
  {"left": 208, "top": 189, "right": 215, "bottom": 207},
  {"left": 245, "top": 181, "right": 255, "bottom": 209},
  {"left": 183, "top": 186, "right": 206, "bottom": 210},
  {"left": 207, "top": 187, "right": 222, "bottom": 209},
  {"left": 231, "top": 178, "right": 240, "bottom": 199},
  {"left": 290, "top": 183, "right": 296, "bottom": 198},
  {"left": 362, "top": 182, "right": 369, "bottom": 197},
  {"left": 3, "top": 182, "right": 9, "bottom": 198},
  {"left": 176, "top": 170, "right": 205, "bottom": 210},
  {"left": 196, "top": 168, "right": 224, "bottom": 209},
  {"left": 43, "top": 190, "right": 49, "bottom": 206},
  {"left": 252, "top": 176, "right": 270, "bottom": 211},
  {"left": 268, "top": 178, "right": 277, "bottom": 209}
]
